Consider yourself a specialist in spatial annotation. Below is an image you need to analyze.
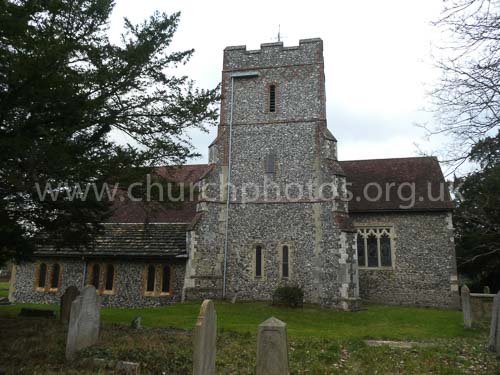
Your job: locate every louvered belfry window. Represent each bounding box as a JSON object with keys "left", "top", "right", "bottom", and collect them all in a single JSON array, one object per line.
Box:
[{"left": 269, "top": 84, "right": 276, "bottom": 112}]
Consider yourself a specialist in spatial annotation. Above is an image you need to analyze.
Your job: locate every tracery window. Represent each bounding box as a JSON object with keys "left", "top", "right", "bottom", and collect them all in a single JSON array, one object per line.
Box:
[{"left": 357, "top": 227, "right": 394, "bottom": 268}]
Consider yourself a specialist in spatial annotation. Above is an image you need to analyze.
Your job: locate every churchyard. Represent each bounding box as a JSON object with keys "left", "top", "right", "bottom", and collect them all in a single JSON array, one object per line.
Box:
[{"left": 0, "top": 285, "right": 499, "bottom": 374}]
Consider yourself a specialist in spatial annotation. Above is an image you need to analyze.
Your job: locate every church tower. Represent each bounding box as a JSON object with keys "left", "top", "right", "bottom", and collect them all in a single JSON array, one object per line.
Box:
[{"left": 184, "top": 39, "right": 360, "bottom": 310}]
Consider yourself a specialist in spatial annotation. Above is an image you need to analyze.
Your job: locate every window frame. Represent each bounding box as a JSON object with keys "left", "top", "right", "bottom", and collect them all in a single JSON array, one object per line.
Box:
[
  {"left": 103, "top": 263, "right": 116, "bottom": 295},
  {"left": 49, "top": 263, "right": 62, "bottom": 292},
  {"left": 278, "top": 243, "right": 293, "bottom": 279},
  {"left": 35, "top": 262, "right": 62, "bottom": 293},
  {"left": 159, "top": 265, "right": 173, "bottom": 296},
  {"left": 356, "top": 227, "right": 396, "bottom": 270},
  {"left": 253, "top": 244, "right": 265, "bottom": 279},
  {"left": 143, "top": 264, "right": 175, "bottom": 297},
  {"left": 267, "top": 82, "right": 279, "bottom": 113},
  {"left": 86, "top": 262, "right": 117, "bottom": 295}
]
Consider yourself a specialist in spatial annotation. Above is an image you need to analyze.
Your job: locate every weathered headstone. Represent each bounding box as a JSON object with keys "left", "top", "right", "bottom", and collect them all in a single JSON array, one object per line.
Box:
[
  {"left": 256, "top": 317, "right": 289, "bottom": 375},
  {"left": 484, "top": 286, "right": 491, "bottom": 294},
  {"left": 193, "top": 299, "right": 217, "bottom": 375},
  {"left": 60, "top": 286, "right": 80, "bottom": 324},
  {"left": 461, "top": 285, "right": 472, "bottom": 328},
  {"left": 488, "top": 292, "right": 500, "bottom": 352},
  {"left": 65, "top": 285, "right": 101, "bottom": 360},
  {"left": 131, "top": 316, "right": 142, "bottom": 329},
  {"left": 116, "top": 360, "right": 140, "bottom": 374}
]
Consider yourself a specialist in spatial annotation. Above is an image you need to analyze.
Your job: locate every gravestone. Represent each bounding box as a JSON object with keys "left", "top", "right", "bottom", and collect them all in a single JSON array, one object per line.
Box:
[
  {"left": 484, "top": 286, "right": 491, "bottom": 294},
  {"left": 66, "top": 285, "right": 101, "bottom": 360},
  {"left": 193, "top": 299, "right": 217, "bottom": 375},
  {"left": 256, "top": 317, "right": 289, "bottom": 375},
  {"left": 488, "top": 292, "right": 500, "bottom": 352},
  {"left": 60, "top": 286, "right": 80, "bottom": 324},
  {"left": 461, "top": 285, "right": 472, "bottom": 328},
  {"left": 131, "top": 316, "right": 142, "bottom": 329},
  {"left": 116, "top": 360, "right": 140, "bottom": 374}
]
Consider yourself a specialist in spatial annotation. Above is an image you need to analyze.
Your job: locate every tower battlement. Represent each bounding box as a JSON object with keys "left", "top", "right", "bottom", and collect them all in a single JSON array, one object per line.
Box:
[{"left": 223, "top": 38, "right": 323, "bottom": 71}]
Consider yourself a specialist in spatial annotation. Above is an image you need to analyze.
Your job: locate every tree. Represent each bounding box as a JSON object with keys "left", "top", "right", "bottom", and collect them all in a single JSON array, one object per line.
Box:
[
  {"left": 454, "top": 132, "right": 500, "bottom": 291},
  {"left": 0, "top": 0, "right": 219, "bottom": 264},
  {"left": 428, "top": 0, "right": 499, "bottom": 169}
]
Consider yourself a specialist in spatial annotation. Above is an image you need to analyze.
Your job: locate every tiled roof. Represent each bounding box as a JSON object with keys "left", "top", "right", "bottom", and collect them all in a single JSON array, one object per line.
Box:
[
  {"left": 106, "top": 164, "right": 210, "bottom": 224},
  {"left": 339, "top": 157, "right": 453, "bottom": 213},
  {"left": 36, "top": 223, "right": 187, "bottom": 258}
]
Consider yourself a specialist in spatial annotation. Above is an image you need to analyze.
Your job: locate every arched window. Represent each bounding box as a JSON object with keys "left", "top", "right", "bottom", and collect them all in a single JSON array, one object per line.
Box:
[
  {"left": 90, "top": 264, "right": 100, "bottom": 289},
  {"left": 255, "top": 245, "right": 263, "bottom": 278},
  {"left": 282, "top": 246, "right": 289, "bottom": 278},
  {"left": 161, "top": 265, "right": 171, "bottom": 294},
  {"left": 269, "top": 84, "right": 276, "bottom": 112},
  {"left": 357, "top": 234, "right": 365, "bottom": 267},
  {"left": 146, "top": 265, "right": 155, "bottom": 292},
  {"left": 50, "top": 263, "right": 60, "bottom": 289},
  {"left": 380, "top": 233, "right": 392, "bottom": 267},
  {"left": 105, "top": 264, "right": 114, "bottom": 291},
  {"left": 367, "top": 233, "right": 378, "bottom": 267},
  {"left": 38, "top": 263, "right": 47, "bottom": 288}
]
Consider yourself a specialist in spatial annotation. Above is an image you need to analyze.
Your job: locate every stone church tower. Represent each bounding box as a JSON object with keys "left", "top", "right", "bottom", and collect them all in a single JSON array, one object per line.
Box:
[{"left": 184, "top": 38, "right": 360, "bottom": 310}]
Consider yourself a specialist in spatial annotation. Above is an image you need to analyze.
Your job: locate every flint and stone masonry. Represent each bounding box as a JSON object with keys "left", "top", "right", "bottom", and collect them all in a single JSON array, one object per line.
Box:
[
  {"left": 10, "top": 38, "right": 459, "bottom": 310},
  {"left": 183, "top": 39, "right": 360, "bottom": 310}
]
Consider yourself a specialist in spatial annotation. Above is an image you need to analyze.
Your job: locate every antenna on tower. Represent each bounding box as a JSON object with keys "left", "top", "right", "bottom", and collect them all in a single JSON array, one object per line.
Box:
[{"left": 272, "top": 25, "right": 286, "bottom": 43}]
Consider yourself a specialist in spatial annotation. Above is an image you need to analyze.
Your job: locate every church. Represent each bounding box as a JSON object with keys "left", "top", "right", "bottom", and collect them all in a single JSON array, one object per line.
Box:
[{"left": 9, "top": 39, "right": 460, "bottom": 310}]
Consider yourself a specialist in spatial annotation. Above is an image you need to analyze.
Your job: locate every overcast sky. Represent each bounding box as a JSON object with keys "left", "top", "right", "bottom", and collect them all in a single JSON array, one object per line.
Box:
[{"left": 108, "top": 0, "right": 450, "bottom": 169}]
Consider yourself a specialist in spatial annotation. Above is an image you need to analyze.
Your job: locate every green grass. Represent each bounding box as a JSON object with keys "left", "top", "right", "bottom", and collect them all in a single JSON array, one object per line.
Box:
[
  {"left": 0, "top": 281, "right": 9, "bottom": 298},
  {"left": 0, "top": 302, "right": 497, "bottom": 374},
  {"left": 0, "top": 301, "right": 466, "bottom": 340}
]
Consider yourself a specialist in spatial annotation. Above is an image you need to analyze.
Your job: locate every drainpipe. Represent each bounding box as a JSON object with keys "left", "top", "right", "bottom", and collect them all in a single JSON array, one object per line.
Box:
[{"left": 222, "top": 71, "right": 259, "bottom": 299}]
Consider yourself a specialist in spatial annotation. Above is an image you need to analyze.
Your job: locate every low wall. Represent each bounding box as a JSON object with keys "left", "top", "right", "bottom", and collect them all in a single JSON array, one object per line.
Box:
[{"left": 469, "top": 293, "right": 495, "bottom": 320}]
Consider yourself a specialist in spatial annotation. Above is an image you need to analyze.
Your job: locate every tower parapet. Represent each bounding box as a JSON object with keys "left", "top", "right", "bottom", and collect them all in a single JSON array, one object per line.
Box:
[{"left": 223, "top": 39, "right": 323, "bottom": 71}]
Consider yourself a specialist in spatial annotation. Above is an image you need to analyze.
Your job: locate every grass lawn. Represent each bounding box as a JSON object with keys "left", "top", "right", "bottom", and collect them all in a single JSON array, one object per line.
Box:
[
  {"left": 0, "top": 281, "right": 9, "bottom": 298},
  {"left": 0, "top": 302, "right": 497, "bottom": 374},
  {"left": 0, "top": 301, "right": 466, "bottom": 340}
]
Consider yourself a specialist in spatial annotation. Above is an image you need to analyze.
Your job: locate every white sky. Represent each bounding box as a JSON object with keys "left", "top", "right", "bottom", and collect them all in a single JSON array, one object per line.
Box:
[{"left": 109, "top": 0, "right": 449, "bottom": 168}]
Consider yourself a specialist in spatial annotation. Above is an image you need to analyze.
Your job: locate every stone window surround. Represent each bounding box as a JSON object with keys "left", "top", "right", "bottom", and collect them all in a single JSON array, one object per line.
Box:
[
  {"left": 266, "top": 81, "right": 280, "bottom": 114},
  {"left": 86, "top": 262, "right": 117, "bottom": 295},
  {"left": 356, "top": 226, "right": 396, "bottom": 270},
  {"left": 142, "top": 264, "right": 174, "bottom": 297},
  {"left": 263, "top": 151, "right": 278, "bottom": 177},
  {"left": 252, "top": 243, "right": 266, "bottom": 280},
  {"left": 278, "top": 242, "right": 294, "bottom": 280},
  {"left": 34, "top": 261, "right": 62, "bottom": 293}
]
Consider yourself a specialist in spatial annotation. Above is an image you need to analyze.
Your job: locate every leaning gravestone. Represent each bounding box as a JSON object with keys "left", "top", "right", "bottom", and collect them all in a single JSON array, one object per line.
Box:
[
  {"left": 256, "top": 317, "right": 289, "bottom": 375},
  {"left": 488, "top": 292, "right": 499, "bottom": 352},
  {"left": 193, "top": 299, "right": 217, "bottom": 375},
  {"left": 461, "top": 285, "right": 472, "bottom": 328},
  {"left": 65, "top": 285, "right": 101, "bottom": 360},
  {"left": 60, "top": 286, "right": 80, "bottom": 324}
]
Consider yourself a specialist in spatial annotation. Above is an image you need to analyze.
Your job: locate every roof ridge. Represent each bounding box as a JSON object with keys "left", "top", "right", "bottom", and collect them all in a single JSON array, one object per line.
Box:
[{"left": 340, "top": 156, "right": 437, "bottom": 163}]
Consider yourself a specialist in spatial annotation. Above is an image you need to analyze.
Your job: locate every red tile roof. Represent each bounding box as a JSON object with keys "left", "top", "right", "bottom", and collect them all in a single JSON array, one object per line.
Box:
[
  {"left": 106, "top": 164, "right": 210, "bottom": 223},
  {"left": 107, "top": 157, "right": 453, "bottom": 224},
  {"left": 339, "top": 157, "right": 453, "bottom": 212}
]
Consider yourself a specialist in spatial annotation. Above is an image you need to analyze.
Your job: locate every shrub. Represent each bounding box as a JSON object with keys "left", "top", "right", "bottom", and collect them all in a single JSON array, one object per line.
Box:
[{"left": 272, "top": 286, "right": 304, "bottom": 308}]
